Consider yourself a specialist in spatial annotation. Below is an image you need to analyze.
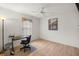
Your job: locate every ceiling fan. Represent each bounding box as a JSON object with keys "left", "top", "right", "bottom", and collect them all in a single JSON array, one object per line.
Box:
[{"left": 32, "top": 7, "right": 49, "bottom": 16}]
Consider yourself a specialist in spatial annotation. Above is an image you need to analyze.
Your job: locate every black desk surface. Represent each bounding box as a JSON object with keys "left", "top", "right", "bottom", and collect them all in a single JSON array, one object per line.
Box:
[{"left": 9, "top": 35, "right": 28, "bottom": 41}]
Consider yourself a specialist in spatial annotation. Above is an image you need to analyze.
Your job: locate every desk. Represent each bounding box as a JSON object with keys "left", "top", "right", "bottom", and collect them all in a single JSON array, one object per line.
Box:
[{"left": 9, "top": 35, "right": 28, "bottom": 55}]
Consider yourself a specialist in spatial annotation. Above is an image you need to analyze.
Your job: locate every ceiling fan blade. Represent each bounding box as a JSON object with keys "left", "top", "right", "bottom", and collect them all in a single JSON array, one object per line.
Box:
[{"left": 32, "top": 11, "right": 38, "bottom": 13}]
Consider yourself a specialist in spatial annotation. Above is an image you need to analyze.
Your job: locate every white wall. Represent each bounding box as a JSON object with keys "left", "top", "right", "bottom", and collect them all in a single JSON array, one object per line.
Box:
[
  {"left": 32, "top": 18, "right": 40, "bottom": 40},
  {"left": 40, "top": 3, "right": 79, "bottom": 48},
  {"left": 0, "top": 7, "right": 40, "bottom": 51}
]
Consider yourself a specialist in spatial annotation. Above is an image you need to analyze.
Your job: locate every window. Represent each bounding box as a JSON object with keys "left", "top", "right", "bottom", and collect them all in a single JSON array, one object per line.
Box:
[{"left": 22, "top": 18, "right": 32, "bottom": 36}]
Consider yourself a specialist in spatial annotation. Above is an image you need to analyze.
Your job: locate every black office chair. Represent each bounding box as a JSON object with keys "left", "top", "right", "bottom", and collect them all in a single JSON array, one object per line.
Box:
[{"left": 20, "top": 35, "right": 31, "bottom": 52}]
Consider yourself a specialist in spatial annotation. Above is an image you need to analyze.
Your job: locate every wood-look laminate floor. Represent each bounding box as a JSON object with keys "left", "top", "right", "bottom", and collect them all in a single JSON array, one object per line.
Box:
[{"left": 0, "top": 39, "right": 79, "bottom": 56}]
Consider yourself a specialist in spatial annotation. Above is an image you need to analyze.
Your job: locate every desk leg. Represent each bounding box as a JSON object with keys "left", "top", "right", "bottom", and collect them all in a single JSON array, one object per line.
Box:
[{"left": 10, "top": 39, "right": 15, "bottom": 55}]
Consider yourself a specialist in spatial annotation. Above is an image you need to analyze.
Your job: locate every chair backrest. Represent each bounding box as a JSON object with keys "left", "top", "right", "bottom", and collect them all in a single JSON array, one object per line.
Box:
[{"left": 27, "top": 35, "right": 31, "bottom": 43}]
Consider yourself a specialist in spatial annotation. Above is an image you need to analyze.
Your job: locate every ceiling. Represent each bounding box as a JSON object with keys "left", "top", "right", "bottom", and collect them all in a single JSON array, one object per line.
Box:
[
  {"left": 0, "top": 3, "right": 48, "bottom": 18},
  {"left": 0, "top": 3, "right": 75, "bottom": 18}
]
